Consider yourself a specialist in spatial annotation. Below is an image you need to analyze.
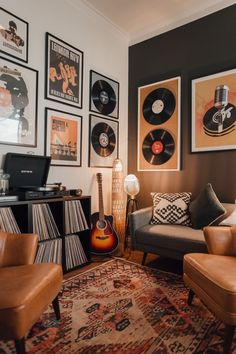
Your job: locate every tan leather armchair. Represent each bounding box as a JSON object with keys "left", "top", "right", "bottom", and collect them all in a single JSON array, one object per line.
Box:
[
  {"left": 184, "top": 225, "right": 236, "bottom": 354},
  {"left": 0, "top": 231, "right": 63, "bottom": 354}
]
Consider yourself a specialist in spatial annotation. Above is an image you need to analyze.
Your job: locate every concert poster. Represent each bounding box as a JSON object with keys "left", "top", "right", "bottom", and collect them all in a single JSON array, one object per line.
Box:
[
  {"left": 45, "top": 33, "right": 83, "bottom": 109},
  {"left": 0, "top": 7, "right": 28, "bottom": 62},
  {"left": 45, "top": 108, "right": 82, "bottom": 167},
  {"left": 192, "top": 68, "right": 236, "bottom": 152},
  {"left": 0, "top": 57, "right": 38, "bottom": 147}
]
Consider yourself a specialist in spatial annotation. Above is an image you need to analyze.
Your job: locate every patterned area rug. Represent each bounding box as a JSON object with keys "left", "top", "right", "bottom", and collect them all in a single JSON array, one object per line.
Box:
[{"left": 1, "top": 258, "right": 235, "bottom": 353}]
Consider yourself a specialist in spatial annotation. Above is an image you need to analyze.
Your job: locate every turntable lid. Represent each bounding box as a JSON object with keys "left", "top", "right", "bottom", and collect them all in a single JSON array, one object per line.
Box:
[{"left": 3, "top": 153, "right": 51, "bottom": 189}]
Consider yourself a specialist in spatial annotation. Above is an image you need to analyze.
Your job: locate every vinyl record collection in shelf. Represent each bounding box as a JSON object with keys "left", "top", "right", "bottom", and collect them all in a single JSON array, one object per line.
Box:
[
  {"left": 0, "top": 207, "right": 21, "bottom": 233},
  {"left": 65, "top": 234, "right": 88, "bottom": 270},
  {"left": 0, "top": 196, "right": 91, "bottom": 273},
  {"left": 65, "top": 199, "right": 89, "bottom": 234},
  {"left": 32, "top": 203, "right": 60, "bottom": 240},
  {"left": 35, "top": 238, "right": 62, "bottom": 264}
]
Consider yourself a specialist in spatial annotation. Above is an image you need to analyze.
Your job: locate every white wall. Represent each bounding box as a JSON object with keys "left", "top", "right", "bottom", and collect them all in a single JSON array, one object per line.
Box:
[{"left": 0, "top": 0, "right": 128, "bottom": 213}]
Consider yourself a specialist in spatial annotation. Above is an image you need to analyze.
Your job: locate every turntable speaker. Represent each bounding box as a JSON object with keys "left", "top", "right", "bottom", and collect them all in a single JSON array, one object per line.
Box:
[{"left": 138, "top": 76, "right": 181, "bottom": 171}]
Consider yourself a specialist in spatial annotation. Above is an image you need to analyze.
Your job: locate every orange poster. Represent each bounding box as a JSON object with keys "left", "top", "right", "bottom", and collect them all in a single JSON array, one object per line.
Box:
[{"left": 192, "top": 68, "right": 236, "bottom": 152}]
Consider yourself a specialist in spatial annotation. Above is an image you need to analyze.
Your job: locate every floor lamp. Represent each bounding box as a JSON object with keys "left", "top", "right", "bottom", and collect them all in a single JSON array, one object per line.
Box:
[
  {"left": 124, "top": 174, "right": 140, "bottom": 249},
  {"left": 112, "top": 158, "right": 126, "bottom": 256}
]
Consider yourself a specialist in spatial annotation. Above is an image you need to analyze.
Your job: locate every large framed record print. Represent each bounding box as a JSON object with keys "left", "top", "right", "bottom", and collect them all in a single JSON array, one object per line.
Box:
[
  {"left": 138, "top": 76, "right": 181, "bottom": 171},
  {"left": 89, "top": 114, "right": 119, "bottom": 167},
  {"left": 89, "top": 70, "right": 119, "bottom": 119},
  {"left": 0, "top": 57, "right": 38, "bottom": 147},
  {"left": 0, "top": 7, "right": 28, "bottom": 63},
  {"left": 45, "top": 108, "right": 82, "bottom": 167},
  {"left": 192, "top": 68, "right": 236, "bottom": 152},
  {"left": 45, "top": 33, "right": 83, "bottom": 109}
]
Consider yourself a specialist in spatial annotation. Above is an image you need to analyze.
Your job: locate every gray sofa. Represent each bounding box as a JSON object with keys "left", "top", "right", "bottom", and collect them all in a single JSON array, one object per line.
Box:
[{"left": 130, "top": 203, "right": 236, "bottom": 264}]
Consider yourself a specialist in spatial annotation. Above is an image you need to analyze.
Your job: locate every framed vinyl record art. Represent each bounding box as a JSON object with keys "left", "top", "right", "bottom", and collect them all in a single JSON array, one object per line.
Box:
[
  {"left": 192, "top": 68, "right": 236, "bottom": 152},
  {"left": 45, "top": 32, "right": 83, "bottom": 109},
  {"left": 0, "top": 7, "right": 28, "bottom": 63},
  {"left": 138, "top": 76, "right": 181, "bottom": 171},
  {"left": 0, "top": 57, "right": 38, "bottom": 147},
  {"left": 90, "top": 70, "right": 119, "bottom": 119},
  {"left": 89, "top": 114, "right": 119, "bottom": 167},
  {"left": 45, "top": 108, "right": 82, "bottom": 167}
]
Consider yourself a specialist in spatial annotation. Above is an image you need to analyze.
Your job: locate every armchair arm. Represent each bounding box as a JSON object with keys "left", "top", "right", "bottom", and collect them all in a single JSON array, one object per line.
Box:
[
  {"left": 129, "top": 207, "right": 152, "bottom": 248},
  {"left": 203, "top": 225, "right": 236, "bottom": 256},
  {"left": 0, "top": 231, "right": 38, "bottom": 267}
]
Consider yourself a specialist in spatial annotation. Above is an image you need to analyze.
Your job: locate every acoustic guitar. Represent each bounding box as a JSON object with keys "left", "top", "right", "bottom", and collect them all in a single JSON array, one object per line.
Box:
[{"left": 90, "top": 173, "right": 119, "bottom": 254}]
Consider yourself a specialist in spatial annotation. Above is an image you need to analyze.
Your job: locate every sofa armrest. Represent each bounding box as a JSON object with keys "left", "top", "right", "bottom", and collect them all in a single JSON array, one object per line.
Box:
[
  {"left": 129, "top": 207, "right": 152, "bottom": 248},
  {"left": 203, "top": 225, "right": 236, "bottom": 256},
  {"left": 0, "top": 231, "right": 38, "bottom": 267}
]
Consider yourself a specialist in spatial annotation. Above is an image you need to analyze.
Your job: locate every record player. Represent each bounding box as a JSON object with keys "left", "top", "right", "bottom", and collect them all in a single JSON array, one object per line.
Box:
[{"left": 3, "top": 153, "right": 69, "bottom": 200}]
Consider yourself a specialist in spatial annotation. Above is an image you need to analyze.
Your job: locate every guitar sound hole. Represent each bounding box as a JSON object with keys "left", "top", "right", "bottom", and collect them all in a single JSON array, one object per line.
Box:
[{"left": 97, "top": 220, "right": 107, "bottom": 230}]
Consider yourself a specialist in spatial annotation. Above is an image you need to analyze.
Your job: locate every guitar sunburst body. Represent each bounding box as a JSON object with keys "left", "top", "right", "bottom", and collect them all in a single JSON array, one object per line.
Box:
[
  {"left": 90, "top": 173, "right": 119, "bottom": 255},
  {"left": 90, "top": 213, "right": 118, "bottom": 254}
]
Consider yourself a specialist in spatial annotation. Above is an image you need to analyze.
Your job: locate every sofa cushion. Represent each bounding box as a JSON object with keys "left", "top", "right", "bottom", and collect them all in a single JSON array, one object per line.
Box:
[
  {"left": 189, "top": 183, "right": 226, "bottom": 229},
  {"left": 150, "top": 192, "right": 192, "bottom": 226},
  {"left": 135, "top": 224, "right": 207, "bottom": 254}
]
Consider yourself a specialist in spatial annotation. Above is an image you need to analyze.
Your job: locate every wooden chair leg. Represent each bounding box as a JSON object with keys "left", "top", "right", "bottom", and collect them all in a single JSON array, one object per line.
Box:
[
  {"left": 52, "top": 295, "right": 61, "bottom": 320},
  {"left": 187, "top": 289, "right": 195, "bottom": 305},
  {"left": 142, "top": 252, "right": 148, "bottom": 265},
  {"left": 15, "top": 338, "right": 26, "bottom": 354},
  {"left": 224, "top": 325, "right": 235, "bottom": 354}
]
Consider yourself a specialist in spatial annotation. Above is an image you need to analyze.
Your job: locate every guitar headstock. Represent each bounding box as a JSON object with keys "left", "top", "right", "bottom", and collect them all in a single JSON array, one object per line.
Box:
[{"left": 96, "top": 173, "right": 102, "bottom": 184}]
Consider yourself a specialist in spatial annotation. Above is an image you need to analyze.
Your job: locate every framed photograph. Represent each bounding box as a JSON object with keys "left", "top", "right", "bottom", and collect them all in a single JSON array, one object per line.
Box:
[
  {"left": 45, "top": 108, "right": 82, "bottom": 167},
  {"left": 192, "top": 68, "right": 236, "bottom": 152},
  {"left": 0, "top": 7, "right": 28, "bottom": 63},
  {"left": 89, "top": 114, "right": 119, "bottom": 167},
  {"left": 90, "top": 70, "right": 119, "bottom": 119},
  {"left": 138, "top": 76, "right": 181, "bottom": 171},
  {"left": 45, "top": 32, "right": 83, "bottom": 109},
  {"left": 0, "top": 57, "right": 38, "bottom": 147}
]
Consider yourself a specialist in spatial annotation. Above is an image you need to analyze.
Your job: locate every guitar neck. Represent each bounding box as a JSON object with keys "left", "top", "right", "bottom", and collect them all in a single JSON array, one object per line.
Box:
[{"left": 98, "top": 181, "right": 105, "bottom": 221}]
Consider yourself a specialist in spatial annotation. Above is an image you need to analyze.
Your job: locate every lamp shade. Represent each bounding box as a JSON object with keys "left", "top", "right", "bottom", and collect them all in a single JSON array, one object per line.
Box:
[{"left": 124, "top": 174, "right": 140, "bottom": 197}]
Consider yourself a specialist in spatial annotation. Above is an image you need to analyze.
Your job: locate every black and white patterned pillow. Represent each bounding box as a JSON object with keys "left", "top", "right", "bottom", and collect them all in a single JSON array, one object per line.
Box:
[{"left": 150, "top": 192, "right": 192, "bottom": 226}]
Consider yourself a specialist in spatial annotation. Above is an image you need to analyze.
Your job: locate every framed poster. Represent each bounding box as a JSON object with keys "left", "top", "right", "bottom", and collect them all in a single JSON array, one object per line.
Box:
[
  {"left": 89, "top": 114, "right": 119, "bottom": 168},
  {"left": 45, "top": 32, "right": 83, "bottom": 109},
  {"left": 0, "top": 7, "right": 28, "bottom": 63},
  {"left": 192, "top": 68, "right": 236, "bottom": 152},
  {"left": 138, "top": 76, "right": 181, "bottom": 171},
  {"left": 0, "top": 57, "right": 38, "bottom": 147},
  {"left": 45, "top": 108, "right": 82, "bottom": 167},
  {"left": 90, "top": 70, "right": 119, "bottom": 119}
]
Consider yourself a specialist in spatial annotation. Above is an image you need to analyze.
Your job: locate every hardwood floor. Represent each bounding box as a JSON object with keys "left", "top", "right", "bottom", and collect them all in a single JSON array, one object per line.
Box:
[{"left": 64, "top": 246, "right": 183, "bottom": 280}]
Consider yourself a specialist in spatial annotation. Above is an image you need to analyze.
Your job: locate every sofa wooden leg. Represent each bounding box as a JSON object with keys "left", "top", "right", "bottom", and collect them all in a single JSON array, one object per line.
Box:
[
  {"left": 187, "top": 289, "right": 195, "bottom": 305},
  {"left": 224, "top": 325, "right": 235, "bottom": 354},
  {"left": 142, "top": 252, "right": 148, "bottom": 265},
  {"left": 52, "top": 295, "right": 61, "bottom": 320},
  {"left": 15, "top": 338, "right": 26, "bottom": 354}
]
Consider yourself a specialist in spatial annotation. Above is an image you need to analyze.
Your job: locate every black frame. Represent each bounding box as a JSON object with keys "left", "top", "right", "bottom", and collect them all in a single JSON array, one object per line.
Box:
[
  {"left": 0, "top": 7, "right": 29, "bottom": 63},
  {"left": 45, "top": 32, "right": 84, "bottom": 109},
  {"left": 45, "top": 107, "right": 83, "bottom": 167},
  {"left": 0, "top": 56, "right": 38, "bottom": 147},
  {"left": 89, "top": 70, "right": 119, "bottom": 119},
  {"left": 88, "top": 114, "right": 119, "bottom": 168}
]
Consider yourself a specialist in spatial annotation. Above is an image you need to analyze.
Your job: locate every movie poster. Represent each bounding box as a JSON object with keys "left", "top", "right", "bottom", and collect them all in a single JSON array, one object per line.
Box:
[
  {"left": 45, "top": 108, "right": 82, "bottom": 167},
  {"left": 0, "top": 57, "right": 38, "bottom": 147},
  {"left": 46, "top": 33, "right": 83, "bottom": 109}
]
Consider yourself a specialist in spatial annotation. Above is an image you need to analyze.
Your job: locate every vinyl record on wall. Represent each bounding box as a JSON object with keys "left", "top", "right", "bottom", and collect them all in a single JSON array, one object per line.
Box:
[
  {"left": 90, "top": 71, "right": 119, "bottom": 119},
  {"left": 89, "top": 114, "right": 119, "bottom": 167},
  {"left": 142, "top": 87, "right": 176, "bottom": 125},
  {"left": 137, "top": 76, "right": 181, "bottom": 171}
]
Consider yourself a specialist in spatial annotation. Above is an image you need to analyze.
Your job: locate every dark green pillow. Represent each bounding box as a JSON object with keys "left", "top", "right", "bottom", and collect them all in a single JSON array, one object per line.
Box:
[{"left": 189, "top": 183, "right": 226, "bottom": 229}]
